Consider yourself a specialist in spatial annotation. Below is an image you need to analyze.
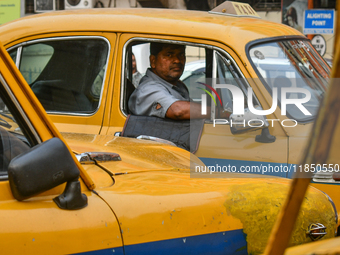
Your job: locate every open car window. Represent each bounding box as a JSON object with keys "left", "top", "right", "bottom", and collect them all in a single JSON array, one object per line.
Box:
[
  {"left": 121, "top": 41, "right": 209, "bottom": 115},
  {"left": 122, "top": 39, "right": 255, "bottom": 120},
  {"left": 8, "top": 37, "right": 109, "bottom": 114}
]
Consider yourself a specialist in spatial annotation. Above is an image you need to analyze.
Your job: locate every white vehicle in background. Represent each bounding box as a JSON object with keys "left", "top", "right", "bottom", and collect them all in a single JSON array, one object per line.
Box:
[{"left": 180, "top": 60, "right": 206, "bottom": 102}]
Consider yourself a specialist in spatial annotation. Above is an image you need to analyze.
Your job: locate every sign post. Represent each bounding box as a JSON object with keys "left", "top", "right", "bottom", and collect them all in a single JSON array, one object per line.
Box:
[
  {"left": 311, "top": 34, "right": 327, "bottom": 56},
  {"left": 303, "top": 9, "right": 335, "bottom": 34}
]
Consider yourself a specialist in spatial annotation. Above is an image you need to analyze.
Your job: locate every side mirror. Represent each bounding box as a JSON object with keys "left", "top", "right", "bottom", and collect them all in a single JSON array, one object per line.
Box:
[
  {"left": 8, "top": 137, "right": 87, "bottom": 209},
  {"left": 229, "top": 108, "right": 269, "bottom": 135}
]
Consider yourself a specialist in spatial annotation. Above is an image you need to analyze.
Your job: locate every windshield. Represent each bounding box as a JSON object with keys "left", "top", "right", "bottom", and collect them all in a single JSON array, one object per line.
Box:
[{"left": 248, "top": 39, "right": 330, "bottom": 122}]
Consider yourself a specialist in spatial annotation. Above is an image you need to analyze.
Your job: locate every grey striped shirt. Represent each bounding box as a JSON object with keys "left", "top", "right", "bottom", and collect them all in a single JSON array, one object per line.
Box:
[{"left": 128, "top": 69, "right": 190, "bottom": 118}]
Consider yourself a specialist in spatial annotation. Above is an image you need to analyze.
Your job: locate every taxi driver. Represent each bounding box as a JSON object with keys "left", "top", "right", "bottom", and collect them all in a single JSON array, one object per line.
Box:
[{"left": 128, "top": 42, "right": 212, "bottom": 120}]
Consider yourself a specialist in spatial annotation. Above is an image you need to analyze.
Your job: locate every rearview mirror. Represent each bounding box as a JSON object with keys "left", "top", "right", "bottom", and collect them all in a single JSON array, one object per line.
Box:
[{"left": 8, "top": 138, "right": 81, "bottom": 201}]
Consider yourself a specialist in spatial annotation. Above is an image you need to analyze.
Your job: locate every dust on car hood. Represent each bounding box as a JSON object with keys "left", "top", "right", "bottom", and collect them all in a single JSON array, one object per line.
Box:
[{"left": 62, "top": 132, "right": 204, "bottom": 174}]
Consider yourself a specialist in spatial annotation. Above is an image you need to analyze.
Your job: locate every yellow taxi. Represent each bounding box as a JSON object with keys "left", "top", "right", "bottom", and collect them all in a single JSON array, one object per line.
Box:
[
  {"left": 1, "top": 3, "right": 337, "bottom": 213},
  {"left": 0, "top": 3, "right": 338, "bottom": 253},
  {"left": 0, "top": 40, "right": 337, "bottom": 254},
  {"left": 0, "top": 30, "right": 339, "bottom": 254}
]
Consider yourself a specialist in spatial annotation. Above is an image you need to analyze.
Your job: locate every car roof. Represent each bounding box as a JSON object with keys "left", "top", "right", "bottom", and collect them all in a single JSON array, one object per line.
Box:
[{"left": 0, "top": 8, "right": 303, "bottom": 48}]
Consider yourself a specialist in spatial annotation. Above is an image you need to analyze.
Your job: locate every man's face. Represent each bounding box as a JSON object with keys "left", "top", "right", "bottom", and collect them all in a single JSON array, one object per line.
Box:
[{"left": 150, "top": 45, "right": 186, "bottom": 85}]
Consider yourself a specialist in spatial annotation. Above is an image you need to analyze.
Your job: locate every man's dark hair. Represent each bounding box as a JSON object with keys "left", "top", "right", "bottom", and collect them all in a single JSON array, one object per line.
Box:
[{"left": 150, "top": 42, "right": 186, "bottom": 56}]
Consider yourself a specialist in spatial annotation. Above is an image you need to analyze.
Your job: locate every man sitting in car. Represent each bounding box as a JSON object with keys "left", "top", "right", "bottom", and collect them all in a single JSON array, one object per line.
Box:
[{"left": 128, "top": 42, "right": 212, "bottom": 120}]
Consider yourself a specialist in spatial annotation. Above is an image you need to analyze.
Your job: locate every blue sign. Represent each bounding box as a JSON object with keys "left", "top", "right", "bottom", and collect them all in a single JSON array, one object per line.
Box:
[{"left": 303, "top": 9, "right": 334, "bottom": 34}]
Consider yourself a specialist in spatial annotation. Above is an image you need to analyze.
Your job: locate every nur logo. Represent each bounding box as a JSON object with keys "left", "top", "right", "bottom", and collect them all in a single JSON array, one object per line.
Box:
[
  {"left": 197, "top": 82, "right": 223, "bottom": 115},
  {"left": 199, "top": 83, "right": 312, "bottom": 116}
]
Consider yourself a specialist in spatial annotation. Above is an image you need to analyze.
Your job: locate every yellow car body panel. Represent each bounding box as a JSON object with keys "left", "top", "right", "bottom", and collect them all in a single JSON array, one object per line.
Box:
[
  {"left": 0, "top": 183, "right": 123, "bottom": 255},
  {"left": 62, "top": 132, "right": 336, "bottom": 254},
  {"left": 195, "top": 123, "right": 288, "bottom": 164},
  {"left": 86, "top": 165, "right": 336, "bottom": 255}
]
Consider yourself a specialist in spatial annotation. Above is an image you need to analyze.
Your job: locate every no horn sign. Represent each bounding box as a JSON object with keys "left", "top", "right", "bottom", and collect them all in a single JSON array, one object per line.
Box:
[{"left": 311, "top": 35, "right": 326, "bottom": 56}]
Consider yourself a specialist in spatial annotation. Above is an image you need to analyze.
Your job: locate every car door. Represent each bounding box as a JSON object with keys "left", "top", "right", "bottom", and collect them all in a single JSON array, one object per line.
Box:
[
  {"left": 0, "top": 43, "right": 123, "bottom": 254},
  {"left": 110, "top": 34, "right": 288, "bottom": 177},
  {"left": 196, "top": 49, "right": 288, "bottom": 177},
  {"left": 7, "top": 32, "right": 117, "bottom": 135}
]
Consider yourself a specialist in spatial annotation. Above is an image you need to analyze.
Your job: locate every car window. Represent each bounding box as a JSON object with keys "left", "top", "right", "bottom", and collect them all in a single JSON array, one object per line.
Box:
[
  {"left": 214, "top": 51, "right": 262, "bottom": 118},
  {"left": 9, "top": 49, "right": 17, "bottom": 64},
  {"left": 19, "top": 44, "right": 54, "bottom": 84},
  {"left": 248, "top": 39, "right": 330, "bottom": 122},
  {"left": 0, "top": 91, "right": 31, "bottom": 178},
  {"left": 9, "top": 38, "right": 109, "bottom": 114},
  {"left": 122, "top": 39, "right": 254, "bottom": 120},
  {"left": 122, "top": 41, "right": 209, "bottom": 114},
  {"left": 124, "top": 41, "right": 205, "bottom": 108},
  {"left": 215, "top": 52, "right": 244, "bottom": 113},
  {"left": 181, "top": 46, "right": 207, "bottom": 101}
]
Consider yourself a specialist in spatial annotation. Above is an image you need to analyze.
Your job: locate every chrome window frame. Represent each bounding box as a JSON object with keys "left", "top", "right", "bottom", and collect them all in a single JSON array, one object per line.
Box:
[
  {"left": 7, "top": 36, "right": 111, "bottom": 117},
  {"left": 213, "top": 50, "right": 262, "bottom": 118},
  {"left": 120, "top": 37, "right": 261, "bottom": 124}
]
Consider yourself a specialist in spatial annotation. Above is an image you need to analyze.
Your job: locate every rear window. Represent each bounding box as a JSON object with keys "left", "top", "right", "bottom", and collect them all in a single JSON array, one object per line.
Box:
[{"left": 9, "top": 38, "right": 109, "bottom": 114}]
